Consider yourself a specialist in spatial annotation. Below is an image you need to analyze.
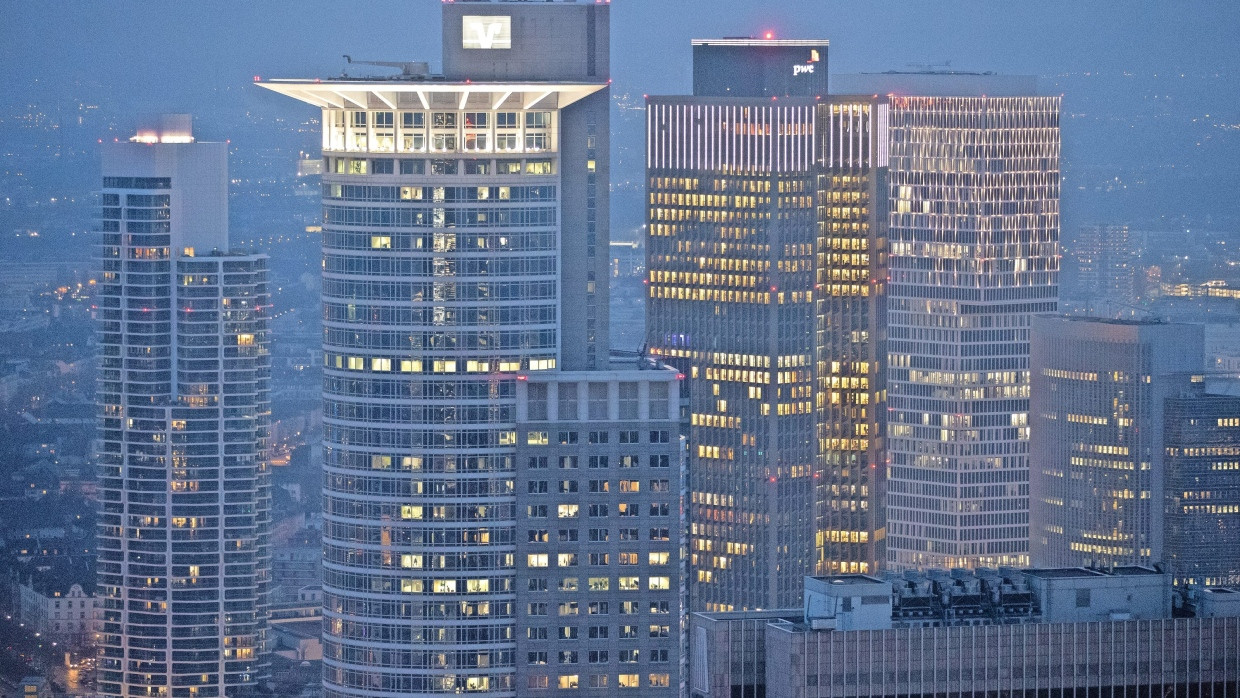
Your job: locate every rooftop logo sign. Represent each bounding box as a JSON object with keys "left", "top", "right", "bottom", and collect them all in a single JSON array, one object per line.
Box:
[{"left": 463, "top": 16, "right": 511, "bottom": 50}]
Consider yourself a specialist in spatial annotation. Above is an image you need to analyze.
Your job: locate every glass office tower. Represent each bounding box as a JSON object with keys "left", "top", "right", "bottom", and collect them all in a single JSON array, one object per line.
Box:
[
  {"left": 260, "top": 3, "right": 610, "bottom": 695},
  {"left": 880, "top": 82, "right": 1061, "bottom": 570},
  {"left": 646, "top": 92, "right": 820, "bottom": 611},
  {"left": 95, "top": 115, "right": 271, "bottom": 698},
  {"left": 814, "top": 97, "right": 889, "bottom": 579},
  {"left": 646, "top": 40, "right": 889, "bottom": 611}
]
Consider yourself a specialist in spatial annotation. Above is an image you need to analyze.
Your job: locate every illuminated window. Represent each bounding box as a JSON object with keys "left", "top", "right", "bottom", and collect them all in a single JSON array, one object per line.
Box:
[{"left": 526, "top": 159, "right": 553, "bottom": 175}]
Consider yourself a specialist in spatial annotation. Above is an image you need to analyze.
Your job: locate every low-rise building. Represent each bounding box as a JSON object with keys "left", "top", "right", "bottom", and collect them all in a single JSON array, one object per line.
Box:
[
  {"left": 691, "top": 567, "right": 1240, "bottom": 697},
  {"left": 14, "top": 557, "right": 99, "bottom": 648}
]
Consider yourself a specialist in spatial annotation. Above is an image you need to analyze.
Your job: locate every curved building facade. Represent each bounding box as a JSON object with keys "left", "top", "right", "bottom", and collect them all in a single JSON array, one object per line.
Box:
[
  {"left": 95, "top": 116, "right": 271, "bottom": 698},
  {"left": 262, "top": 4, "right": 610, "bottom": 694}
]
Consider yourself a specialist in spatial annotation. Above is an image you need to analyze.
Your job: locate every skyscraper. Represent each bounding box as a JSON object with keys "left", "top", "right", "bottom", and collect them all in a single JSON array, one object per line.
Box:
[
  {"left": 95, "top": 115, "right": 272, "bottom": 698},
  {"left": 646, "top": 39, "right": 888, "bottom": 611},
  {"left": 1029, "top": 316, "right": 1203, "bottom": 570},
  {"left": 260, "top": 3, "right": 613, "bottom": 695},
  {"left": 1072, "top": 223, "right": 1138, "bottom": 315},
  {"left": 840, "top": 74, "right": 1061, "bottom": 570},
  {"left": 814, "top": 97, "right": 889, "bottom": 581}
]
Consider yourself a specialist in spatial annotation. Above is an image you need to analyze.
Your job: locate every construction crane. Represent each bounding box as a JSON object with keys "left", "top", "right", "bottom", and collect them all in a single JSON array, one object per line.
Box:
[{"left": 342, "top": 55, "right": 429, "bottom": 78}]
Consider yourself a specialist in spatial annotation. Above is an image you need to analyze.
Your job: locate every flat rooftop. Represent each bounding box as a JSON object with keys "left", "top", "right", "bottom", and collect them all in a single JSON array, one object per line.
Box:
[
  {"left": 692, "top": 38, "right": 827, "bottom": 47},
  {"left": 1023, "top": 566, "right": 1162, "bottom": 579},
  {"left": 258, "top": 78, "right": 607, "bottom": 111},
  {"left": 1053, "top": 314, "right": 1169, "bottom": 326},
  {"left": 815, "top": 574, "right": 886, "bottom": 585}
]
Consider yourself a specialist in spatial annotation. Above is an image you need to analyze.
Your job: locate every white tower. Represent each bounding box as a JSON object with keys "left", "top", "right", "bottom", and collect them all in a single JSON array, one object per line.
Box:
[{"left": 95, "top": 115, "right": 272, "bottom": 698}]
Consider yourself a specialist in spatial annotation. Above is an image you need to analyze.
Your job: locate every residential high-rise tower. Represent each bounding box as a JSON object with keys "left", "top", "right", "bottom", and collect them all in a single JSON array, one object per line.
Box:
[
  {"left": 1072, "top": 223, "right": 1138, "bottom": 314},
  {"left": 95, "top": 115, "right": 272, "bottom": 698}
]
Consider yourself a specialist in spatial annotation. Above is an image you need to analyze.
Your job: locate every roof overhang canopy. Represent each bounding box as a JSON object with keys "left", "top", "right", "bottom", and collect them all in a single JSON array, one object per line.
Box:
[{"left": 258, "top": 79, "right": 608, "bottom": 112}]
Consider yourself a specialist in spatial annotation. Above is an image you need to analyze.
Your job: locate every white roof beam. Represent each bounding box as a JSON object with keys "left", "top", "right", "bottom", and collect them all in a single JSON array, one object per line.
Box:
[
  {"left": 524, "top": 90, "right": 554, "bottom": 110},
  {"left": 334, "top": 91, "right": 368, "bottom": 109}
]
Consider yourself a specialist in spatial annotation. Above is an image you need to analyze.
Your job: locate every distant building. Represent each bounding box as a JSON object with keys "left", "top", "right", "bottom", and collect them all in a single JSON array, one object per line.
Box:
[
  {"left": 18, "top": 677, "right": 53, "bottom": 698},
  {"left": 609, "top": 240, "right": 642, "bottom": 278},
  {"left": 691, "top": 38, "right": 828, "bottom": 98},
  {"left": 690, "top": 567, "right": 1240, "bottom": 698},
  {"left": 15, "top": 557, "right": 99, "bottom": 648},
  {"left": 513, "top": 363, "right": 684, "bottom": 694},
  {"left": 94, "top": 115, "right": 271, "bottom": 698},
  {"left": 1074, "top": 223, "right": 1138, "bottom": 313},
  {"left": 1030, "top": 316, "right": 1203, "bottom": 571}
]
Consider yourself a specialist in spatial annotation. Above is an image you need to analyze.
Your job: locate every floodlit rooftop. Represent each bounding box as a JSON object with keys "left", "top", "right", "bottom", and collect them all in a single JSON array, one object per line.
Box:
[{"left": 257, "top": 77, "right": 607, "bottom": 111}]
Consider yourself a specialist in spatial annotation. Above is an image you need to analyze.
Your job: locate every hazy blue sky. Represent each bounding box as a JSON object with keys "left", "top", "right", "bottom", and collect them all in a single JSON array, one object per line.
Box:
[
  {"left": 5, "top": 1, "right": 1240, "bottom": 231},
  {"left": 5, "top": 1, "right": 1239, "bottom": 105}
]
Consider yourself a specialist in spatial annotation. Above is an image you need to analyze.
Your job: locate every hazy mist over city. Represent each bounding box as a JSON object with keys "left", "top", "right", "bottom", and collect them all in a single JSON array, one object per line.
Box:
[
  {"left": 3, "top": 2, "right": 1240, "bottom": 696},
  {"left": 5, "top": 0, "right": 1240, "bottom": 249}
]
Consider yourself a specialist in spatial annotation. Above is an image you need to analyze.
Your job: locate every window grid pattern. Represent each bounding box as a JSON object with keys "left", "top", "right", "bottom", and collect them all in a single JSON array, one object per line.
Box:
[
  {"left": 96, "top": 186, "right": 272, "bottom": 698},
  {"left": 885, "top": 95, "right": 1061, "bottom": 570}
]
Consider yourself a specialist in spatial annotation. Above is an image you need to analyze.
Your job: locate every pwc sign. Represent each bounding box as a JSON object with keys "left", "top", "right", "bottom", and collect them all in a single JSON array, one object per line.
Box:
[
  {"left": 462, "top": 15, "right": 512, "bottom": 50},
  {"left": 793, "top": 48, "right": 822, "bottom": 76}
]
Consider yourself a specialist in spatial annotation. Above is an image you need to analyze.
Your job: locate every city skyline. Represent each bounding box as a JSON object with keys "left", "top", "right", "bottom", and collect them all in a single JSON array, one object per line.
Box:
[{"left": 2, "top": 3, "right": 1240, "bottom": 697}]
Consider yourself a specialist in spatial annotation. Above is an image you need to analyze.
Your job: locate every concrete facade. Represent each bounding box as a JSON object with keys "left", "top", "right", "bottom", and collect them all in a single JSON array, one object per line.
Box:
[
  {"left": 514, "top": 364, "right": 685, "bottom": 694},
  {"left": 1029, "top": 316, "right": 1204, "bottom": 570}
]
